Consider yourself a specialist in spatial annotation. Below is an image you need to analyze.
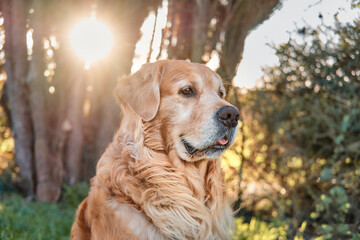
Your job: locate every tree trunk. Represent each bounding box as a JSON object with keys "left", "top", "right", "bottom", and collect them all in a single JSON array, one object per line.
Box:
[
  {"left": 2, "top": 0, "right": 35, "bottom": 197},
  {"left": 64, "top": 70, "right": 87, "bottom": 185},
  {"left": 218, "top": 0, "right": 281, "bottom": 82},
  {"left": 28, "top": 0, "right": 62, "bottom": 201},
  {"left": 191, "top": 0, "right": 210, "bottom": 62}
]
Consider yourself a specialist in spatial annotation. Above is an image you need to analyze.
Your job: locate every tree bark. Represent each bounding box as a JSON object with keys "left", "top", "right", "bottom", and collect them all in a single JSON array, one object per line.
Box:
[
  {"left": 218, "top": 0, "right": 281, "bottom": 82},
  {"left": 40, "top": 0, "right": 92, "bottom": 185},
  {"left": 28, "top": 0, "right": 62, "bottom": 201},
  {"left": 2, "top": 0, "right": 35, "bottom": 197},
  {"left": 191, "top": 0, "right": 211, "bottom": 62},
  {"left": 167, "top": 0, "right": 193, "bottom": 60},
  {"left": 64, "top": 70, "right": 87, "bottom": 185}
]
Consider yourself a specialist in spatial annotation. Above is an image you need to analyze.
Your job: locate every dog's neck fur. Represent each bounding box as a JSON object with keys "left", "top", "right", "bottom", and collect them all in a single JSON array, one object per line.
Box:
[{"left": 96, "top": 112, "right": 232, "bottom": 239}]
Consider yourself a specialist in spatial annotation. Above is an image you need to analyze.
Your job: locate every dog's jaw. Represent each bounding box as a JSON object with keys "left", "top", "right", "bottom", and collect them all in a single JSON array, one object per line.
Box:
[{"left": 175, "top": 125, "right": 238, "bottom": 162}]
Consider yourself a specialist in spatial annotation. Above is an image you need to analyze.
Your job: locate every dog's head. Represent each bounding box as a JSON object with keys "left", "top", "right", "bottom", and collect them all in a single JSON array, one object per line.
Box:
[{"left": 116, "top": 60, "right": 239, "bottom": 162}]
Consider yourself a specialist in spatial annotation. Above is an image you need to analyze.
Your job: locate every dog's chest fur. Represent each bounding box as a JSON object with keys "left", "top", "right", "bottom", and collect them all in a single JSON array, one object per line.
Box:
[{"left": 93, "top": 124, "right": 232, "bottom": 240}]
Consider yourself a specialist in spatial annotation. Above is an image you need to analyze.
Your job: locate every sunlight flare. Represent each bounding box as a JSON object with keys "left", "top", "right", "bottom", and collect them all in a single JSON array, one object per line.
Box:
[{"left": 69, "top": 17, "right": 113, "bottom": 68}]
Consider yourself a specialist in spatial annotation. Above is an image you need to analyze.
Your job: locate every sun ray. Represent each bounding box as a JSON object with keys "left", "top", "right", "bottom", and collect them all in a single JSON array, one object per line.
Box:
[{"left": 69, "top": 17, "right": 113, "bottom": 68}]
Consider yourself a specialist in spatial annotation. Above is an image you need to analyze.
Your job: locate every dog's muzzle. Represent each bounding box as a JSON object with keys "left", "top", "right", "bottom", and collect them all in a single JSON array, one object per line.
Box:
[{"left": 182, "top": 105, "right": 240, "bottom": 157}]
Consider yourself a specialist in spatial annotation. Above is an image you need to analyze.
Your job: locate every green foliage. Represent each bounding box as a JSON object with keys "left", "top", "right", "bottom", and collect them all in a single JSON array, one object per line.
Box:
[
  {"left": 235, "top": 15, "right": 360, "bottom": 238},
  {"left": 0, "top": 183, "right": 89, "bottom": 239},
  {"left": 311, "top": 186, "right": 352, "bottom": 238},
  {"left": 0, "top": 194, "right": 75, "bottom": 240},
  {"left": 232, "top": 217, "right": 287, "bottom": 240},
  {"left": 63, "top": 182, "right": 90, "bottom": 209},
  {"left": 0, "top": 82, "right": 17, "bottom": 194},
  {"left": 351, "top": 0, "right": 360, "bottom": 8}
]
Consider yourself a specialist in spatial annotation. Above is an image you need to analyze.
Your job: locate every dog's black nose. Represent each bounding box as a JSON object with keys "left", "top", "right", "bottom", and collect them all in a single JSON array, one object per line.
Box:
[{"left": 217, "top": 106, "right": 240, "bottom": 128}]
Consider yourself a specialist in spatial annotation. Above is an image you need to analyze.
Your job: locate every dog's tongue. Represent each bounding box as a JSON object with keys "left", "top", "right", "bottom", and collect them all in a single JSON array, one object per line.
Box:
[{"left": 217, "top": 137, "right": 228, "bottom": 146}]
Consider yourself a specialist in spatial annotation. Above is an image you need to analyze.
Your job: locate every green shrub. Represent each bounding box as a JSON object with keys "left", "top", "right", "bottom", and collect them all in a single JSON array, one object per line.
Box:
[{"left": 234, "top": 15, "right": 360, "bottom": 238}]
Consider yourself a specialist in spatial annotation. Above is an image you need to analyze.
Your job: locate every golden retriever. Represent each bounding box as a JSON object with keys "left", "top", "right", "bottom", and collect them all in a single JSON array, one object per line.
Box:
[{"left": 70, "top": 60, "right": 240, "bottom": 240}]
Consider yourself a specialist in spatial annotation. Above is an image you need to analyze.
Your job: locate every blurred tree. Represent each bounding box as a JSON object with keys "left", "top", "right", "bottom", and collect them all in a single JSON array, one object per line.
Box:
[
  {"left": 2, "top": 0, "right": 35, "bottom": 198},
  {"left": 0, "top": 0, "right": 281, "bottom": 201},
  {"left": 1, "top": 0, "right": 161, "bottom": 201}
]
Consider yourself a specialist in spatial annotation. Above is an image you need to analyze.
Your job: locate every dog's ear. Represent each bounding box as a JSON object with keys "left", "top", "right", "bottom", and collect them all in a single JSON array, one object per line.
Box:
[{"left": 115, "top": 60, "right": 167, "bottom": 121}]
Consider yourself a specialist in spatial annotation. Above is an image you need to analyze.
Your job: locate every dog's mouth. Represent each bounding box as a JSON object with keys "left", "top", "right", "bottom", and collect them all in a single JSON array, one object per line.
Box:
[{"left": 181, "top": 136, "right": 229, "bottom": 156}]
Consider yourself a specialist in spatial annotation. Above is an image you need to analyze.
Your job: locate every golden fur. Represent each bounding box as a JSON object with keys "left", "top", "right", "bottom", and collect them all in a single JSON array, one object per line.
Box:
[{"left": 71, "top": 60, "right": 237, "bottom": 240}]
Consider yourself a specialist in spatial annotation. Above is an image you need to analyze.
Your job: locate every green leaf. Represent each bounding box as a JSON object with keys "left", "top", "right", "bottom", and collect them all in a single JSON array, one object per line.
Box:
[{"left": 320, "top": 168, "right": 333, "bottom": 182}]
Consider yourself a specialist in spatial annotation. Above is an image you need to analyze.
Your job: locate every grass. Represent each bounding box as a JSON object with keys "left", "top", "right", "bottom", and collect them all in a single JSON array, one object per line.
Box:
[
  {"left": 0, "top": 184, "right": 288, "bottom": 240},
  {"left": 0, "top": 182, "right": 89, "bottom": 240},
  {"left": 0, "top": 194, "right": 75, "bottom": 240}
]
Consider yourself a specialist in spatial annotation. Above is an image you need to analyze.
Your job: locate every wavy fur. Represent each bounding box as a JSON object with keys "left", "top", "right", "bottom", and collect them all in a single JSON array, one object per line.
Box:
[{"left": 71, "top": 60, "right": 234, "bottom": 240}]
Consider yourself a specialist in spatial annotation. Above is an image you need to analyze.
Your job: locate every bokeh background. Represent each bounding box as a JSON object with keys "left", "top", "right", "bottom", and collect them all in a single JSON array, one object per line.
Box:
[{"left": 0, "top": 0, "right": 359, "bottom": 239}]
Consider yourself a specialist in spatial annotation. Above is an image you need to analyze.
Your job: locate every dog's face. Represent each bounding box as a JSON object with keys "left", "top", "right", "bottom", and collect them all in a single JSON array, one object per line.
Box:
[{"left": 116, "top": 60, "right": 239, "bottom": 162}]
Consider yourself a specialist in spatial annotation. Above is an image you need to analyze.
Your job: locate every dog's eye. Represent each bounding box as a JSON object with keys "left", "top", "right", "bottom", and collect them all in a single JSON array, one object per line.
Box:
[
  {"left": 180, "top": 87, "right": 195, "bottom": 97},
  {"left": 219, "top": 91, "right": 225, "bottom": 98}
]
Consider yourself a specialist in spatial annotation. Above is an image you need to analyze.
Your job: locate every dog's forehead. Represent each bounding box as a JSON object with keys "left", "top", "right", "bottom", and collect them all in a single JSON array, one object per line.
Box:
[
  {"left": 163, "top": 62, "right": 223, "bottom": 90},
  {"left": 194, "top": 67, "right": 222, "bottom": 90}
]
